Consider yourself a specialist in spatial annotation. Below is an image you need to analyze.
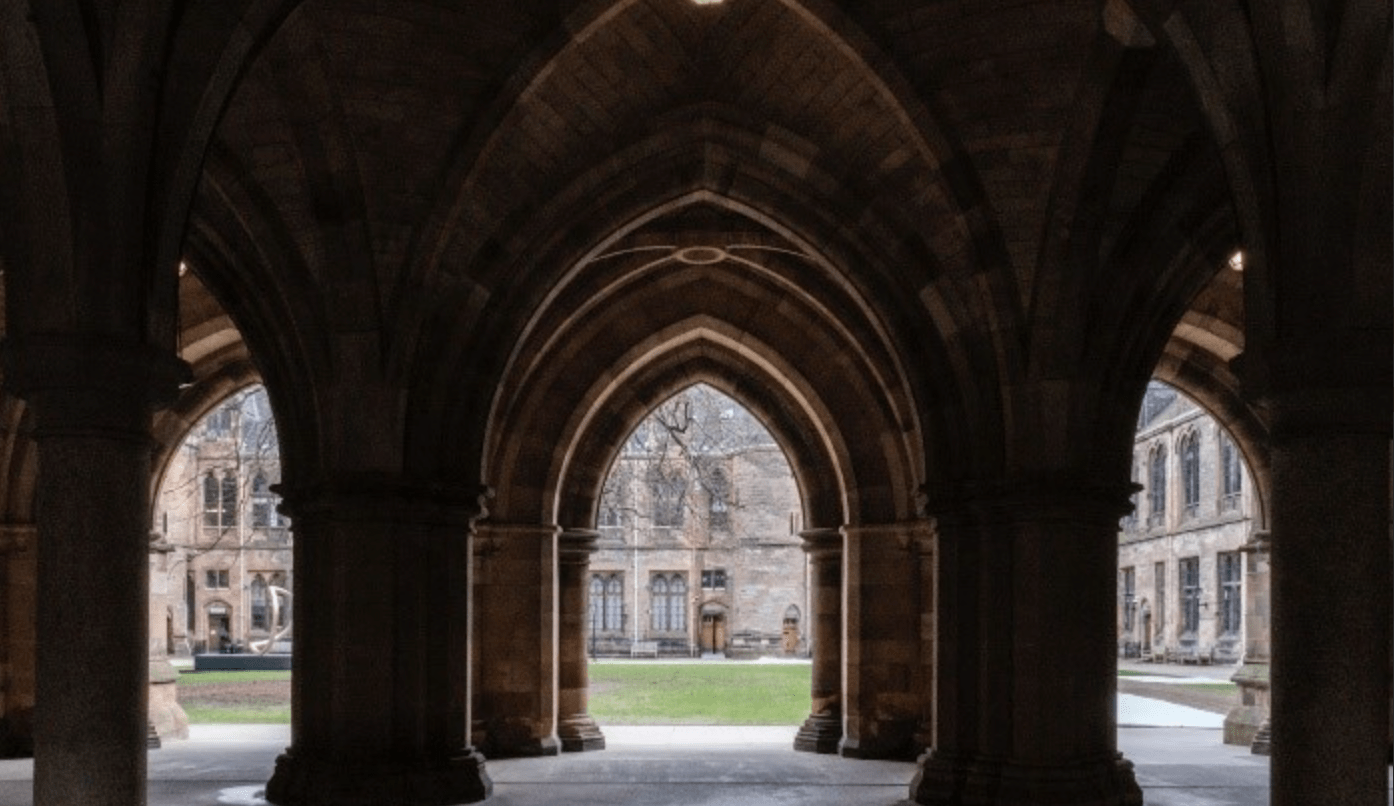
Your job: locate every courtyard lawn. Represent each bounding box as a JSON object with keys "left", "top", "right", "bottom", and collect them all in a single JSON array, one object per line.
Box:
[
  {"left": 587, "top": 662, "right": 811, "bottom": 725},
  {"left": 178, "top": 670, "right": 292, "bottom": 724}
]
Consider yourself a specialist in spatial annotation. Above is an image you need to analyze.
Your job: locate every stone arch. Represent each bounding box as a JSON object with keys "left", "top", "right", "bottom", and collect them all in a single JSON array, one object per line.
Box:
[
  {"left": 397, "top": 0, "right": 1000, "bottom": 310},
  {"left": 1152, "top": 356, "right": 1271, "bottom": 529},
  {"left": 404, "top": 120, "right": 956, "bottom": 461},
  {"left": 485, "top": 322, "right": 883, "bottom": 530},
  {"left": 183, "top": 148, "right": 334, "bottom": 492}
]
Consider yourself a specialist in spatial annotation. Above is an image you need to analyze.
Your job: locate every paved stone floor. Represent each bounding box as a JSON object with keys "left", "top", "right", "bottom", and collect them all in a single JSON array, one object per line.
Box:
[{"left": 0, "top": 722, "right": 1273, "bottom": 806}]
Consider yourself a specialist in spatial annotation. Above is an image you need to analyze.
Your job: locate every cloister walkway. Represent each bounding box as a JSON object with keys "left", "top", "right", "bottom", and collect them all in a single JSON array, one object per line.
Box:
[{"left": 0, "top": 719, "right": 1269, "bottom": 806}]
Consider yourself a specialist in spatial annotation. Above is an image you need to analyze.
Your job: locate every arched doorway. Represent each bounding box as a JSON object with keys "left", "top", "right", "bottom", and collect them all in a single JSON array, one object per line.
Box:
[{"left": 699, "top": 605, "right": 728, "bottom": 655}]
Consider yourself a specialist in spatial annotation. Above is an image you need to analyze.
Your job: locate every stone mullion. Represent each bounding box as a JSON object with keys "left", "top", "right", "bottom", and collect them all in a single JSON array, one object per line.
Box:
[
  {"left": 556, "top": 528, "right": 605, "bottom": 752},
  {"left": 265, "top": 480, "right": 491, "bottom": 805},
  {"left": 911, "top": 484, "right": 1142, "bottom": 806},
  {"left": 793, "top": 527, "right": 841, "bottom": 754}
]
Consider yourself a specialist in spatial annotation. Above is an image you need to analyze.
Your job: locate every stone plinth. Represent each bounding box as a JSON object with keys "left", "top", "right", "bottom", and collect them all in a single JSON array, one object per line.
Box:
[{"left": 148, "top": 659, "right": 189, "bottom": 741}]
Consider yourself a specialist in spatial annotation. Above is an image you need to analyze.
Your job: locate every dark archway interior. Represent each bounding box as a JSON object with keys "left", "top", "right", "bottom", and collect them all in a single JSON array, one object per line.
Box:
[{"left": 0, "top": 1, "right": 1386, "bottom": 804}]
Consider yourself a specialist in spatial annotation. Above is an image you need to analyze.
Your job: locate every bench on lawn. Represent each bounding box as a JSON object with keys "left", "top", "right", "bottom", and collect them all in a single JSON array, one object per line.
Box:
[{"left": 630, "top": 640, "right": 659, "bottom": 658}]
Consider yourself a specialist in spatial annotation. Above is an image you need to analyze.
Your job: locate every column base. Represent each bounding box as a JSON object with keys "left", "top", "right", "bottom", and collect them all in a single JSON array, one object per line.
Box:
[
  {"left": 478, "top": 719, "right": 560, "bottom": 759},
  {"left": 793, "top": 713, "right": 841, "bottom": 754},
  {"left": 558, "top": 714, "right": 606, "bottom": 752},
  {"left": 909, "top": 750, "right": 1142, "bottom": 806},
  {"left": 840, "top": 716, "right": 919, "bottom": 760},
  {"left": 1249, "top": 717, "right": 1272, "bottom": 756},
  {"left": 265, "top": 748, "right": 492, "bottom": 806}
]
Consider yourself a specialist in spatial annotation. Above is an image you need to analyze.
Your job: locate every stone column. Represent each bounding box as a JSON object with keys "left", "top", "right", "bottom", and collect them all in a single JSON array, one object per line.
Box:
[
  {"left": 910, "top": 483, "right": 1142, "bottom": 806},
  {"left": 0, "top": 523, "right": 36, "bottom": 758},
  {"left": 1225, "top": 530, "right": 1269, "bottom": 748},
  {"left": 148, "top": 531, "right": 189, "bottom": 743},
  {"left": 1268, "top": 398, "right": 1391, "bottom": 806},
  {"left": 3, "top": 339, "right": 187, "bottom": 806},
  {"left": 265, "top": 477, "right": 491, "bottom": 805},
  {"left": 556, "top": 529, "right": 604, "bottom": 752},
  {"left": 912, "top": 524, "right": 937, "bottom": 753},
  {"left": 794, "top": 527, "right": 841, "bottom": 754},
  {"left": 471, "top": 523, "right": 559, "bottom": 758},
  {"left": 841, "top": 522, "right": 923, "bottom": 760}
]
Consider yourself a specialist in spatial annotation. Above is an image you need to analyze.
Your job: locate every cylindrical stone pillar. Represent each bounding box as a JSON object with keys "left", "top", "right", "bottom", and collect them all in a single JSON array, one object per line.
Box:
[
  {"left": 3, "top": 340, "right": 188, "bottom": 806},
  {"left": 265, "top": 478, "right": 491, "bottom": 805},
  {"left": 794, "top": 527, "right": 842, "bottom": 754},
  {"left": 910, "top": 483, "right": 1142, "bottom": 806},
  {"left": 1270, "top": 421, "right": 1391, "bottom": 805},
  {"left": 557, "top": 529, "right": 605, "bottom": 752}
]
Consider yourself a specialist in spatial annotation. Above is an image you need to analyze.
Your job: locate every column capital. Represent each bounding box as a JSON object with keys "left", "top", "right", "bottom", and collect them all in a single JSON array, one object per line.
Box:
[
  {"left": 1240, "top": 529, "right": 1271, "bottom": 554},
  {"left": 274, "top": 474, "right": 492, "bottom": 528},
  {"left": 1, "top": 336, "right": 190, "bottom": 438},
  {"left": 558, "top": 528, "right": 600, "bottom": 563},
  {"left": 798, "top": 527, "right": 841, "bottom": 556},
  {"left": 0, "top": 523, "right": 35, "bottom": 554},
  {"left": 841, "top": 520, "right": 935, "bottom": 552}
]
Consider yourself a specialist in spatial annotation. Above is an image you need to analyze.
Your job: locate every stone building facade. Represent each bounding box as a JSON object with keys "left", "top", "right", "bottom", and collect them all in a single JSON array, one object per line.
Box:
[
  {"left": 588, "top": 389, "right": 807, "bottom": 657},
  {"left": 151, "top": 387, "right": 291, "bottom": 657},
  {"left": 1119, "top": 382, "right": 1254, "bottom": 664}
]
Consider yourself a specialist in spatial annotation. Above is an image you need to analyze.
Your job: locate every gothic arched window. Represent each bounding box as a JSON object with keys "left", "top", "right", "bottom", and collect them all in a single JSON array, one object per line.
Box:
[
  {"left": 669, "top": 575, "right": 687, "bottom": 630},
  {"left": 1147, "top": 445, "right": 1167, "bottom": 527},
  {"left": 220, "top": 473, "right": 238, "bottom": 527},
  {"left": 605, "top": 576, "right": 623, "bottom": 631},
  {"left": 589, "top": 577, "right": 604, "bottom": 632},
  {"left": 203, "top": 473, "right": 220, "bottom": 528},
  {"left": 651, "top": 576, "right": 669, "bottom": 631},
  {"left": 250, "top": 575, "right": 269, "bottom": 631},
  {"left": 1220, "top": 434, "right": 1243, "bottom": 511},
  {"left": 1180, "top": 432, "right": 1200, "bottom": 519},
  {"left": 649, "top": 465, "right": 686, "bottom": 527},
  {"left": 251, "top": 473, "right": 276, "bottom": 528}
]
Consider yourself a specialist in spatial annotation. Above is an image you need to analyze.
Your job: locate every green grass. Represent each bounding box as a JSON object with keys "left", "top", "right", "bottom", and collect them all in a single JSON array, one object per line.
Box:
[
  {"left": 1178, "top": 682, "right": 1238, "bottom": 695},
  {"left": 181, "top": 705, "right": 291, "bottom": 723},
  {"left": 173, "top": 662, "right": 813, "bottom": 726},
  {"left": 178, "top": 670, "right": 292, "bottom": 686},
  {"left": 1116, "top": 670, "right": 1148, "bottom": 677},
  {"left": 587, "top": 662, "right": 811, "bottom": 725}
]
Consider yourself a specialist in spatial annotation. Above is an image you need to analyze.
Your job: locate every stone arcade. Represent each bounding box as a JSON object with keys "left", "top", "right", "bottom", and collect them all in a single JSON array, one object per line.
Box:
[{"left": 0, "top": 2, "right": 1386, "bottom": 806}]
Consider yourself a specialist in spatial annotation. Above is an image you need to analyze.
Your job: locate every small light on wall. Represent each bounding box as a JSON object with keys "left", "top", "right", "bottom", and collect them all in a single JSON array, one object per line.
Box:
[
  {"left": 691, "top": 0, "right": 725, "bottom": 5},
  {"left": 179, "top": 261, "right": 189, "bottom": 277},
  {"left": 1227, "top": 251, "right": 1244, "bottom": 272}
]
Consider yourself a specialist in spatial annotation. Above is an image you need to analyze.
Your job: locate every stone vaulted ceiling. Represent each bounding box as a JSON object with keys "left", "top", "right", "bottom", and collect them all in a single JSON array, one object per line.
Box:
[{"left": 174, "top": 0, "right": 1253, "bottom": 516}]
